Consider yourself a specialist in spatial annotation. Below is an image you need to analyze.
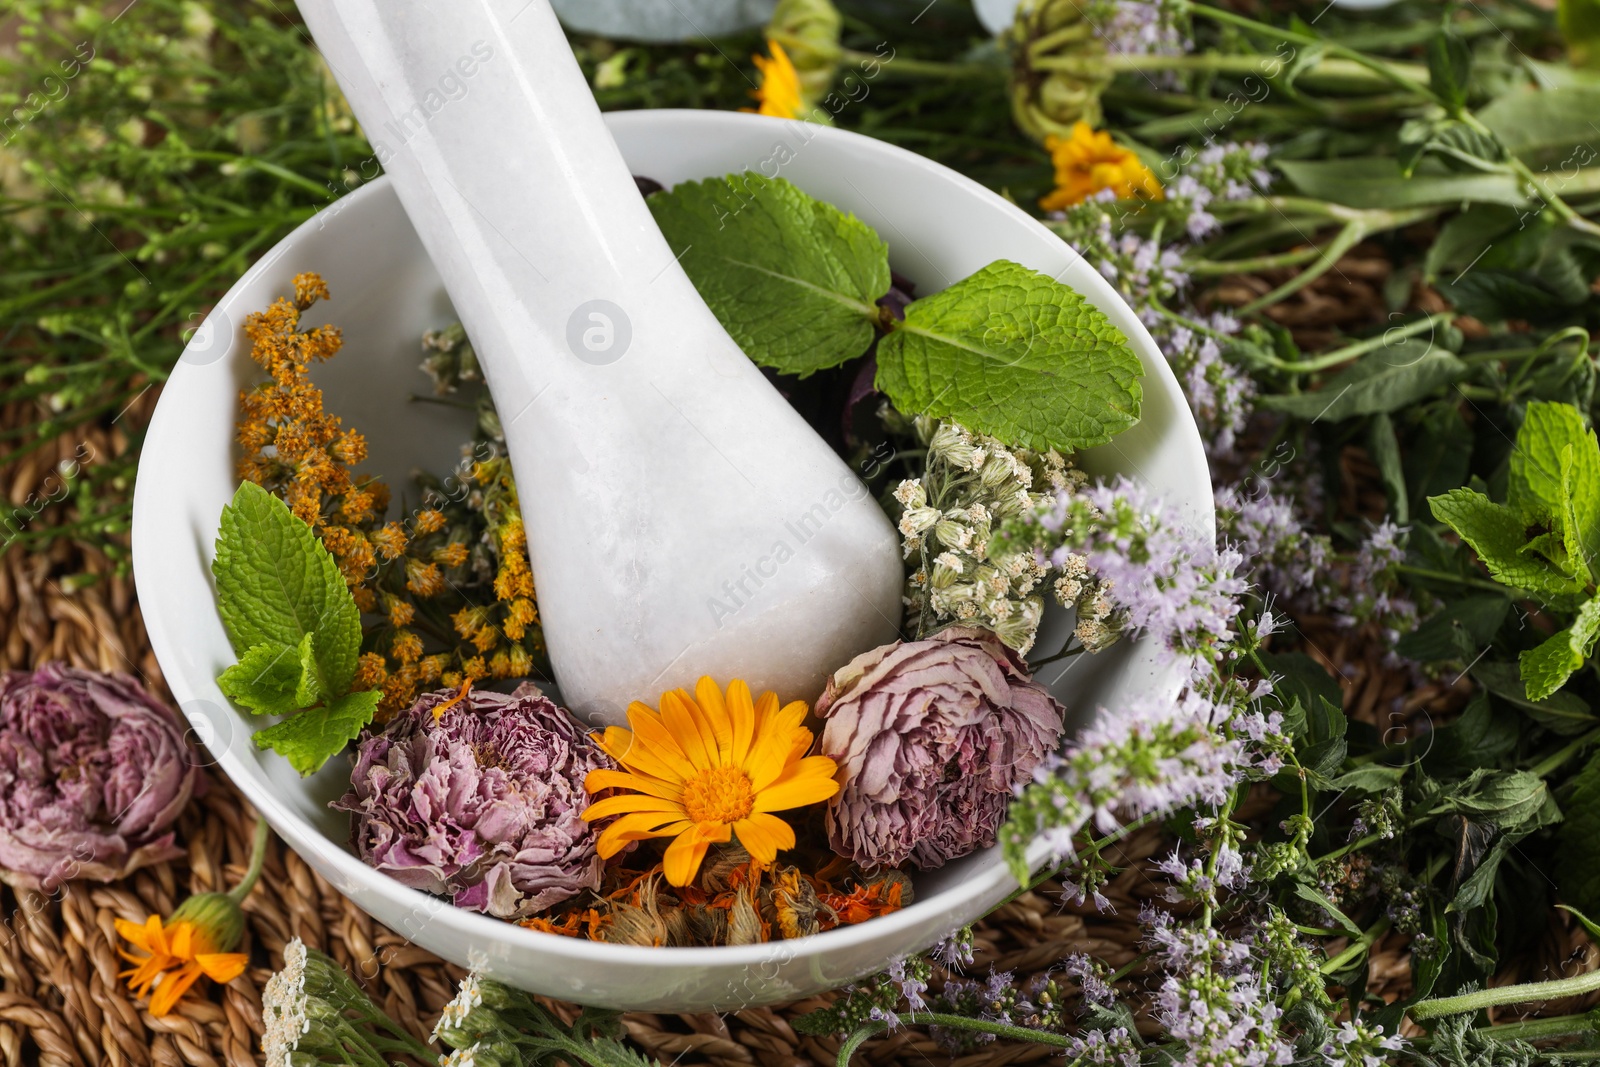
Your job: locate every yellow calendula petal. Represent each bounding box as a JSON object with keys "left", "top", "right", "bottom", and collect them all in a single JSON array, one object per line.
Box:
[
  {"left": 195, "top": 952, "right": 249, "bottom": 984},
  {"left": 625, "top": 703, "right": 699, "bottom": 778},
  {"left": 743, "top": 811, "right": 797, "bottom": 853},
  {"left": 727, "top": 679, "right": 757, "bottom": 766},
  {"left": 694, "top": 676, "right": 734, "bottom": 762},
  {"left": 584, "top": 768, "right": 682, "bottom": 801},
  {"left": 662, "top": 826, "right": 714, "bottom": 887},
  {"left": 596, "top": 812, "right": 691, "bottom": 858},
  {"left": 659, "top": 689, "right": 715, "bottom": 771},
  {"left": 786, "top": 725, "right": 814, "bottom": 763},
  {"left": 604, "top": 721, "right": 693, "bottom": 783},
  {"left": 752, "top": 689, "right": 778, "bottom": 732},
  {"left": 148, "top": 962, "right": 205, "bottom": 1017},
  {"left": 580, "top": 793, "right": 685, "bottom": 822},
  {"left": 115, "top": 917, "right": 156, "bottom": 951},
  {"left": 733, "top": 816, "right": 780, "bottom": 864},
  {"left": 752, "top": 760, "right": 840, "bottom": 812}
]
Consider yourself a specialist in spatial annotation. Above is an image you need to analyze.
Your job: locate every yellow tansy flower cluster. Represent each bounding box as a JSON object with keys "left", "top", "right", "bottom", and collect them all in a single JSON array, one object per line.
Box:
[
  {"left": 1039, "top": 121, "right": 1163, "bottom": 212},
  {"left": 236, "top": 275, "right": 550, "bottom": 718}
]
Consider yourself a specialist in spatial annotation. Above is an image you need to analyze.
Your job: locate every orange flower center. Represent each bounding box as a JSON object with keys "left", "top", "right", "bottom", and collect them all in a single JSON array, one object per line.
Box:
[{"left": 680, "top": 766, "right": 755, "bottom": 824}]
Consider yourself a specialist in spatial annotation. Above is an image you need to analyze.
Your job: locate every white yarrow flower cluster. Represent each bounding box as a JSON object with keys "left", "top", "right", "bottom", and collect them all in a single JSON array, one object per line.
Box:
[
  {"left": 261, "top": 938, "right": 311, "bottom": 1067},
  {"left": 433, "top": 973, "right": 485, "bottom": 1041},
  {"left": 897, "top": 420, "right": 1085, "bottom": 653}
]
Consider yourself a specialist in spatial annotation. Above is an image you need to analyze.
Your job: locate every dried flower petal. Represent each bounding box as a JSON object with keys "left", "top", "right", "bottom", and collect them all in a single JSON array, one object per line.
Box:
[
  {"left": 335, "top": 684, "right": 611, "bottom": 919},
  {"left": 0, "top": 663, "right": 204, "bottom": 891},
  {"left": 818, "top": 628, "right": 1064, "bottom": 869}
]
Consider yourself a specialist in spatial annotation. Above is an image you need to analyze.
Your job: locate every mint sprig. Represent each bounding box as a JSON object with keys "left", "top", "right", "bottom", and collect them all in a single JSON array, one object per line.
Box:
[
  {"left": 1429, "top": 400, "right": 1600, "bottom": 700},
  {"left": 212, "top": 481, "right": 377, "bottom": 774},
  {"left": 649, "top": 174, "right": 1143, "bottom": 453},
  {"left": 648, "top": 172, "right": 889, "bottom": 378},
  {"left": 876, "top": 260, "right": 1143, "bottom": 452}
]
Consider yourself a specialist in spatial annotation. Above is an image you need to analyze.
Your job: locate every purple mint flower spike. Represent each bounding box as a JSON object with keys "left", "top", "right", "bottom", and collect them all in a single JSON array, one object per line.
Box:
[{"left": 334, "top": 683, "right": 612, "bottom": 920}]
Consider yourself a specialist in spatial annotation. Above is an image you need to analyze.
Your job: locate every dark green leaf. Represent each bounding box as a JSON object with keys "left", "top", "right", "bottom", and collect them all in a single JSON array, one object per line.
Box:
[
  {"left": 648, "top": 173, "right": 888, "bottom": 377},
  {"left": 1405, "top": 401, "right": 1474, "bottom": 517},
  {"left": 1478, "top": 84, "right": 1600, "bottom": 168},
  {"left": 1328, "top": 763, "right": 1406, "bottom": 795},
  {"left": 1276, "top": 157, "right": 1527, "bottom": 210},
  {"left": 1426, "top": 31, "right": 1472, "bottom": 112},
  {"left": 1441, "top": 269, "right": 1579, "bottom": 322},
  {"left": 1368, "top": 413, "right": 1407, "bottom": 523},
  {"left": 1396, "top": 596, "right": 1509, "bottom": 663},
  {"left": 1473, "top": 660, "right": 1594, "bottom": 733},
  {"left": 1558, "top": 750, "right": 1600, "bottom": 915},
  {"left": 1260, "top": 340, "right": 1470, "bottom": 422},
  {"left": 875, "top": 260, "right": 1144, "bottom": 451},
  {"left": 1291, "top": 881, "right": 1363, "bottom": 938}
]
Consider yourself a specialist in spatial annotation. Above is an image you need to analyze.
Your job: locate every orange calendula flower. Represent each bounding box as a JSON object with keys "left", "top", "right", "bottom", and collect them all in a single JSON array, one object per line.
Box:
[
  {"left": 747, "top": 39, "right": 803, "bottom": 120},
  {"left": 1039, "top": 121, "right": 1163, "bottom": 212},
  {"left": 116, "top": 913, "right": 249, "bottom": 1016},
  {"left": 115, "top": 820, "right": 267, "bottom": 1017},
  {"left": 583, "top": 677, "right": 839, "bottom": 887}
]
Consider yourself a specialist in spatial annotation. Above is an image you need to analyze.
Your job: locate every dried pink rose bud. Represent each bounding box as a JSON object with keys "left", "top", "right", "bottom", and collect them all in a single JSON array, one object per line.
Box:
[
  {"left": 0, "top": 663, "right": 206, "bottom": 891},
  {"left": 334, "top": 683, "right": 612, "bottom": 920},
  {"left": 818, "top": 627, "right": 1065, "bottom": 870}
]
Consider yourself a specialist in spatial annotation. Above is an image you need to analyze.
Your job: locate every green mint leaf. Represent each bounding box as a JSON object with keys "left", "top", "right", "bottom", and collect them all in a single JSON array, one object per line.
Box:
[
  {"left": 212, "top": 481, "right": 361, "bottom": 696},
  {"left": 647, "top": 173, "right": 888, "bottom": 377},
  {"left": 1520, "top": 596, "right": 1600, "bottom": 700},
  {"left": 1258, "top": 339, "right": 1469, "bottom": 423},
  {"left": 218, "top": 634, "right": 321, "bottom": 716},
  {"left": 1289, "top": 882, "right": 1363, "bottom": 938},
  {"left": 1426, "top": 30, "right": 1472, "bottom": 113},
  {"left": 1557, "top": 904, "right": 1600, "bottom": 946},
  {"left": 875, "top": 260, "right": 1142, "bottom": 451},
  {"left": 1561, "top": 433, "right": 1600, "bottom": 583},
  {"left": 1428, "top": 487, "right": 1585, "bottom": 598},
  {"left": 252, "top": 688, "right": 380, "bottom": 776},
  {"left": 1472, "top": 660, "right": 1594, "bottom": 734},
  {"left": 1395, "top": 595, "right": 1508, "bottom": 663},
  {"left": 1559, "top": 750, "right": 1600, "bottom": 915},
  {"left": 1508, "top": 399, "right": 1588, "bottom": 523}
]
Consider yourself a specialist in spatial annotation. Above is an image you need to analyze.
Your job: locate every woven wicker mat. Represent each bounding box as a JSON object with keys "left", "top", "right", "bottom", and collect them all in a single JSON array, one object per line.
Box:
[{"left": 1, "top": 252, "right": 1591, "bottom": 1065}]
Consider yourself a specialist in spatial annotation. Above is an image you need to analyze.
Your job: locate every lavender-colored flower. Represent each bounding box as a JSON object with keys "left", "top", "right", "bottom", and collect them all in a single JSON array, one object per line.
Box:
[
  {"left": 334, "top": 683, "right": 611, "bottom": 920},
  {"left": 1072, "top": 477, "right": 1249, "bottom": 663},
  {"left": 0, "top": 663, "right": 204, "bottom": 891},
  {"left": 817, "top": 627, "right": 1065, "bottom": 870}
]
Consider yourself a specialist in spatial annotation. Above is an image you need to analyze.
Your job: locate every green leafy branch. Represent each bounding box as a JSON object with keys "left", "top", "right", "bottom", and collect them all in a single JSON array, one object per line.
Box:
[
  {"left": 647, "top": 172, "right": 1144, "bottom": 453},
  {"left": 212, "top": 482, "right": 379, "bottom": 775},
  {"left": 1430, "top": 401, "right": 1600, "bottom": 700}
]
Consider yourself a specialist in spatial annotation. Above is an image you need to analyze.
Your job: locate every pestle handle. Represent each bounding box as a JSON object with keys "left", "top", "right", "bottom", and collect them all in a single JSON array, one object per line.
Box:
[{"left": 294, "top": 0, "right": 904, "bottom": 720}]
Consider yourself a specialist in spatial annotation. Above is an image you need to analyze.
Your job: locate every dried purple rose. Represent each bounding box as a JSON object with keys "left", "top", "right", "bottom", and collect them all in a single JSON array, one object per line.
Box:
[
  {"left": 817, "top": 627, "right": 1065, "bottom": 870},
  {"left": 0, "top": 662, "right": 205, "bottom": 891},
  {"left": 334, "top": 683, "right": 612, "bottom": 920}
]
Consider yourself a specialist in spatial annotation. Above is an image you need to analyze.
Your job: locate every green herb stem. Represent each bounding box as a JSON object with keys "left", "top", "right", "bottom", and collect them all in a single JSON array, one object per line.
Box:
[
  {"left": 1470, "top": 1014, "right": 1600, "bottom": 1042},
  {"left": 839, "top": 49, "right": 998, "bottom": 80},
  {"left": 1529, "top": 725, "right": 1600, "bottom": 779},
  {"left": 837, "top": 1013, "right": 1075, "bottom": 1067},
  {"left": 1411, "top": 970, "right": 1600, "bottom": 1021},
  {"left": 1320, "top": 916, "right": 1392, "bottom": 975},
  {"left": 228, "top": 818, "right": 271, "bottom": 903},
  {"left": 1179, "top": 2, "right": 1436, "bottom": 98}
]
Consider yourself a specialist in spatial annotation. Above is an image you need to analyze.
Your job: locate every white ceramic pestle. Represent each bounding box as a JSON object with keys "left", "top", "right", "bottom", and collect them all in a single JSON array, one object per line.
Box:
[{"left": 291, "top": 0, "right": 903, "bottom": 723}]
